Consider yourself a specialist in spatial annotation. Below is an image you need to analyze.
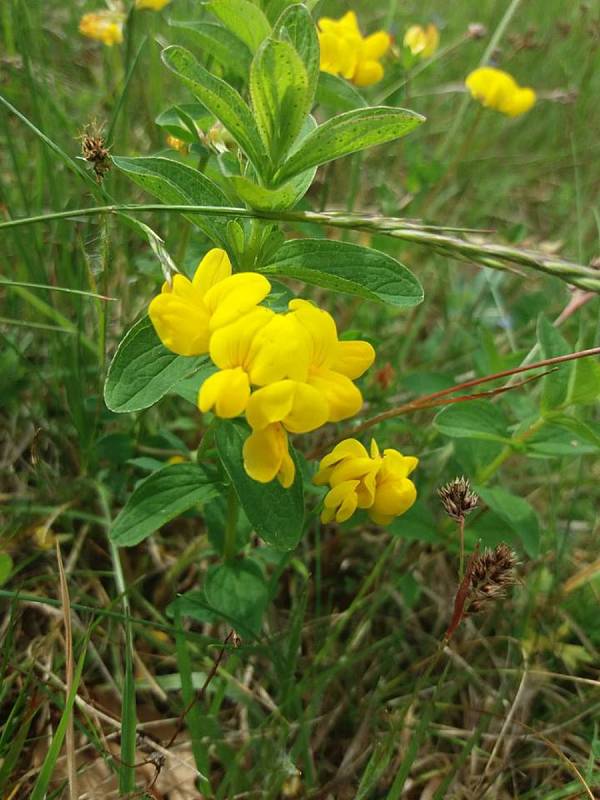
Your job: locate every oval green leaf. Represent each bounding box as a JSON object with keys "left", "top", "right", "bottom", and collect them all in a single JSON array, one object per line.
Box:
[
  {"left": 275, "top": 105, "right": 425, "bottom": 184},
  {"left": 169, "top": 20, "right": 253, "bottom": 78},
  {"left": 205, "top": 559, "right": 268, "bottom": 636},
  {"left": 208, "top": 0, "right": 272, "bottom": 52},
  {"left": 259, "top": 239, "right": 423, "bottom": 307},
  {"left": 214, "top": 420, "right": 304, "bottom": 550},
  {"left": 113, "top": 155, "right": 231, "bottom": 246},
  {"left": 110, "top": 463, "right": 221, "bottom": 547},
  {"left": 104, "top": 315, "right": 208, "bottom": 413},
  {"left": 434, "top": 400, "right": 511, "bottom": 443}
]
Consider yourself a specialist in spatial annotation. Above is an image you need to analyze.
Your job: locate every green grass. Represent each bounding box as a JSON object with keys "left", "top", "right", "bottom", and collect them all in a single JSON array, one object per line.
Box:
[{"left": 1, "top": 0, "right": 599, "bottom": 797}]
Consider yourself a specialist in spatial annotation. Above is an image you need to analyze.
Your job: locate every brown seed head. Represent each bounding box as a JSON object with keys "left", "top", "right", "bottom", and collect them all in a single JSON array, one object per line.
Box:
[
  {"left": 465, "top": 543, "right": 518, "bottom": 616},
  {"left": 79, "top": 123, "right": 111, "bottom": 182},
  {"left": 438, "top": 476, "right": 479, "bottom": 520}
]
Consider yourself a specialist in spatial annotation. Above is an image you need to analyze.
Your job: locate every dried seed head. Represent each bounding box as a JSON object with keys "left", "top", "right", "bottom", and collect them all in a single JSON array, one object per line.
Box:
[
  {"left": 79, "top": 123, "right": 111, "bottom": 182},
  {"left": 467, "top": 22, "right": 487, "bottom": 39},
  {"left": 465, "top": 543, "right": 518, "bottom": 616},
  {"left": 438, "top": 476, "right": 479, "bottom": 520}
]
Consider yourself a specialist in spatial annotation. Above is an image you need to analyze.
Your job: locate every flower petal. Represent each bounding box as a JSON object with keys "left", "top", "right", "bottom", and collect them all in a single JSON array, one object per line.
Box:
[
  {"left": 289, "top": 299, "right": 338, "bottom": 368},
  {"left": 323, "top": 480, "right": 359, "bottom": 523},
  {"left": 198, "top": 368, "right": 250, "bottom": 418},
  {"left": 149, "top": 293, "right": 210, "bottom": 355},
  {"left": 204, "top": 272, "right": 271, "bottom": 331},
  {"left": 332, "top": 340, "right": 375, "bottom": 379},
  {"left": 245, "top": 380, "right": 296, "bottom": 431},
  {"left": 209, "top": 307, "right": 273, "bottom": 370},
  {"left": 242, "top": 423, "right": 293, "bottom": 485},
  {"left": 248, "top": 314, "right": 311, "bottom": 385},
  {"left": 353, "top": 60, "right": 384, "bottom": 87},
  {"left": 371, "top": 478, "right": 417, "bottom": 519},
  {"left": 282, "top": 382, "right": 329, "bottom": 434},
  {"left": 309, "top": 368, "right": 364, "bottom": 422},
  {"left": 192, "top": 248, "right": 232, "bottom": 296},
  {"left": 501, "top": 87, "right": 536, "bottom": 116},
  {"left": 363, "top": 30, "right": 391, "bottom": 59}
]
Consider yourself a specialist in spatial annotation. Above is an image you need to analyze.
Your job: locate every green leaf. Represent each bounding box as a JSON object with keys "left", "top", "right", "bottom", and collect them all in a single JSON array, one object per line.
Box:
[
  {"left": 155, "top": 103, "right": 212, "bottom": 142},
  {"left": 205, "top": 558, "right": 268, "bottom": 636},
  {"left": 169, "top": 20, "right": 253, "bottom": 78},
  {"left": 475, "top": 485, "right": 540, "bottom": 557},
  {"left": 214, "top": 420, "right": 304, "bottom": 549},
  {"left": 0, "top": 552, "right": 12, "bottom": 587},
  {"left": 113, "top": 156, "right": 231, "bottom": 246},
  {"left": 250, "top": 37, "right": 310, "bottom": 166},
  {"left": 537, "top": 315, "right": 571, "bottom": 412},
  {"left": 104, "top": 316, "right": 208, "bottom": 413},
  {"left": 567, "top": 356, "right": 600, "bottom": 406},
  {"left": 208, "top": 0, "right": 272, "bottom": 52},
  {"left": 275, "top": 106, "right": 425, "bottom": 183},
  {"left": 110, "top": 464, "right": 221, "bottom": 546},
  {"left": 316, "top": 71, "right": 368, "bottom": 111},
  {"left": 171, "top": 361, "right": 218, "bottom": 405},
  {"left": 162, "top": 46, "right": 268, "bottom": 171},
  {"left": 434, "top": 400, "right": 511, "bottom": 443},
  {"left": 259, "top": 239, "right": 423, "bottom": 307},
  {"left": 231, "top": 166, "right": 315, "bottom": 210},
  {"left": 274, "top": 4, "right": 320, "bottom": 105}
]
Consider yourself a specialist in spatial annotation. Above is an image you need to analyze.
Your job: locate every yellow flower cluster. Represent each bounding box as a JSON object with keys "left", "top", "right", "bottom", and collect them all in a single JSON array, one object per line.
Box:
[
  {"left": 79, "top": 9, "right": 125, "bottom": 46},
  {"left": 80, "top": 0, "right": 171, "bottom": 46},
  {"left": 403, "top": 24, "right": 439, "bottom": 59},
  {"left": 314, "top": 438, "right": 418, "bottom": 525},
  {"left": 465, "top": 66, "right": 536, "bottom": 117},
  {"left": 148, "top": 249, "right": 375, "bottom": 488},
  {"left": 317, "top": 11, "right": 391, "bottom": 87}
]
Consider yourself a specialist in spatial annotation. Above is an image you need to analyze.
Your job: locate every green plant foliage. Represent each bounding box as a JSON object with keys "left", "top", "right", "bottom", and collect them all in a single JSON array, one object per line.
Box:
[
  {"left": 104, "top": 316, "right": 209, "bottom": 413},
  {"left": 169, "top": 20, "right": 253, "bottom": 78},
  {"left": 208, "top": 0, "right": 272, "bottom": 52},
  {"left": 0, "top": 553, "right": 13, "bottom": 587},
  {"left": 162, "top": 45, "right": 269, "bottom": 170},
  {"left": 259, "top": 239, "right": 424, "bottom": 306},
  {"left": 434, "top": 400, "right": 511, "bottom": 443},
  {"left": 274, "top": 4, "right": 320, "bottom": 103},
  {"left": 475, "top": 485, "right": 541, "bottom": 557},
  {"left": 110, "top": 463, "right": 221, "bottom": 546},
  {"left": 112, "top": 156, "right": 231, "bottom": 246},
  {"left": 214, "top": 421, "right": 304, "bottom": 549},
  {"left": 274, "top": 106, "right": 425, "bottom": 183},
  {"left": 205, "top": 558, "right": 269, "bottom": 635}
]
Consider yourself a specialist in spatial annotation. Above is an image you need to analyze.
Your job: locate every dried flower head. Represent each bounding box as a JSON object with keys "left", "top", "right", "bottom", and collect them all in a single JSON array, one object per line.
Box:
[
  {"left": 80, "top": 124, "right": 111, "bottom": 182},
  {"left": 467, "top": 23, "right": 487, "bottom": 39},
  {"left": 465, "top": 543, "right": 518, "bottom": 616},
  {"left": 438, "top": 476, "right": 479, "bottom": 520}
]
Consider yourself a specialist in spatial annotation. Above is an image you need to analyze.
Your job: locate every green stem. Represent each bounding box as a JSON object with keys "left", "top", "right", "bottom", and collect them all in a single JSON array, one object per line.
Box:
[
  {"left": 223, "top": 486, "right": 239, "bottom": 561},
  {"left": 476, "top": 416, "right": 547, "bottom": 484}
]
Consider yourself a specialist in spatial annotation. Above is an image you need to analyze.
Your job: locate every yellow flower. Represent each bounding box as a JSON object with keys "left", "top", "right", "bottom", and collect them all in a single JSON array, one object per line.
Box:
[
  {"left": 79, "top": 10, "right": 125, "bottom": 46},
  {"left": 465, "top": 66, "right": 536, "bottom": 117},
  {"left": 314, "top": 438, "right": 418, "bottom": 525},
  {"left": 288, "top": 299, "right": 375, "bottom": 423},
  {"left": 136, "top": 0, "right": 171, "bottom": 9},
  {"left": 199, "top": 308, "right": 309, "bottom": 418},
  {"left": 318, "top": 11, "right": 391, "bottom": 87},
  {"left": 166, "top": 135, "right": 188, "bottom": 154},
  {"left": 148, "top": 248, "right": 271, "bottom": 357},
  {"left": 243, "top": 422, "right": 296, "bottom": 488},
  {"left": 403, "top": 24, "right": 440, "bottom": 59}
]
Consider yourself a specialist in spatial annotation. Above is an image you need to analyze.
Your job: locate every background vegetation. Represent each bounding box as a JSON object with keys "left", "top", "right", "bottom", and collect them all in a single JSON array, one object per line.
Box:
[{"left": 1, "top": 0, "right": 599, "bottom": 797}]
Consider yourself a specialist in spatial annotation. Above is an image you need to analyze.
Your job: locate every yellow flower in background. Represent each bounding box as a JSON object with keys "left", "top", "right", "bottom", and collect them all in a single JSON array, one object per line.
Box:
[
  {"left": 315, "top": 438, "right": 418, "bottom": 525},
  {"left": 166, "top": 135, "right": 188, "bottom": 154},
  {"left": 403, "top": 24, "right": 440, "bottom": 59},
  {"left": 465, "top": 66, "right": 536, "bottom": 117},
  {"left": 79, "top": 10, "right": 125, "bottom": 46},
  {"left": 148, "top": 249, "right": 270, "bottom": 357},
  {"left": 318, "top": 11, "right": 391, "bottom": 87},
  {"left": 136, "top": 0, "right": 172, "bottom": 9},
  {"left": 288, "top": 299, "right": 375, "bottom": 422}
]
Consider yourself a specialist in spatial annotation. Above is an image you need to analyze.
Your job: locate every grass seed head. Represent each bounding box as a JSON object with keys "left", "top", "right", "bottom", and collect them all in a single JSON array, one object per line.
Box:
[
  {"left": 466, "top": 543, "right": 518, "bottom": 615},
  {"left": 438, "top": 475, "right": 479, "bottom": 520},
  {"left": 79, "top": 123, "right": 111, "bottom": 182}
]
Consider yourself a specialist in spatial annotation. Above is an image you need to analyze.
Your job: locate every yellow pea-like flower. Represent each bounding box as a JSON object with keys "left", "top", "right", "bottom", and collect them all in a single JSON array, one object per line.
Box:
[
  {"left": 465, "top": 66, "right": 536, "bottom": 117},
  {"left": 199, "top": 308, "right": 309, "bottom": 418},
  {"left": 136, "top": 0, "right": 171, "bottom": 9},
  {"left": 148, "top": 249, "right": 271, "bottom": 357},
  {"left": 403, "top": 24, "right": 440, "bottom": 59},
  {"left": 318, "top": 11, "right": 391, "bottom": 87},
  {"left": 288, "top": 299, "right": 375, "bottom": 423},
  {"left": 79, "top": 10, "right": 125, "bottom": 46},
  {"left": 315, "top": 438, "right": 418, "bottom": 525},
  {"left": 243, "top": 422, "right": 296, "bottom": 488}
]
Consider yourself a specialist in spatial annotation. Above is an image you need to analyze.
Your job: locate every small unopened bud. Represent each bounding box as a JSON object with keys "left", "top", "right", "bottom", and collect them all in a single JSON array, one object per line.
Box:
[
  {"left": 438, "top": 476, "right": 479, "bottom": 521},
  {"left": 468, "top": 23, "right": 487, "bottom": 39}
]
